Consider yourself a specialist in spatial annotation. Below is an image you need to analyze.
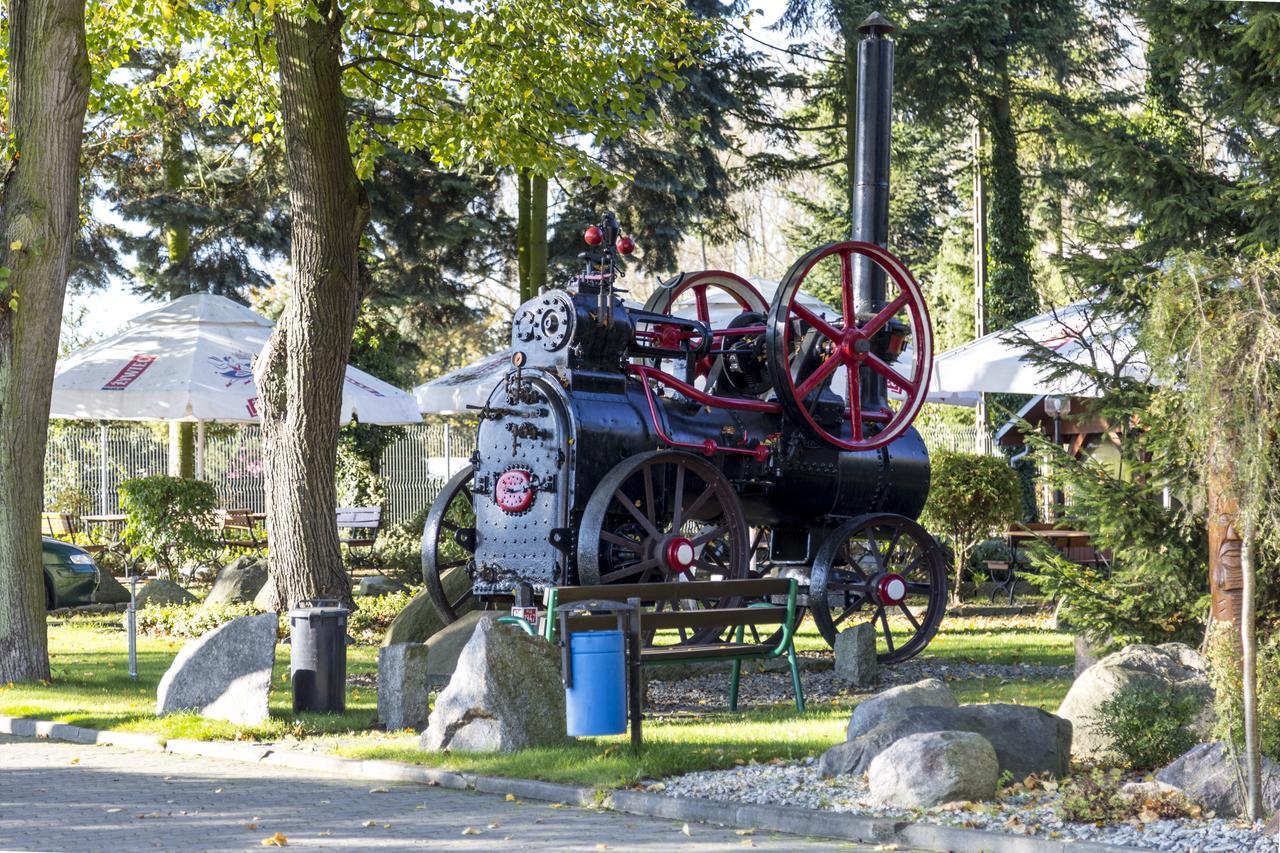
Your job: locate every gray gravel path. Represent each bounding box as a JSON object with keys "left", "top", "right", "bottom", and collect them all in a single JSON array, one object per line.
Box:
[
  {"left": 661, "top": 760, "right": 1278, "bottom": 852},
  {"left": 0, "top": 735, "right": 875, "bottom": 852}
]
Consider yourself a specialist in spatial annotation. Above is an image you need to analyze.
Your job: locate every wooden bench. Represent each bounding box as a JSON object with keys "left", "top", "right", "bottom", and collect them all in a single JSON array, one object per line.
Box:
[
  {"left": 212, "top": 508, "right": 264, "bottom": 552},
  {"left": 41, "top": 513, "right": 106, "bottom": 556},
  {"left": 541, "top": 578, "right": 805, "bottom": 742}
]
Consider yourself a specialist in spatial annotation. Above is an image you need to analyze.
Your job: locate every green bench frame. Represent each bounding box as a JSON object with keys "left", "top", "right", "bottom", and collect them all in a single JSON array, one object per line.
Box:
[{"left": 540, "top": 578, "right": 805, "bottom": 736}]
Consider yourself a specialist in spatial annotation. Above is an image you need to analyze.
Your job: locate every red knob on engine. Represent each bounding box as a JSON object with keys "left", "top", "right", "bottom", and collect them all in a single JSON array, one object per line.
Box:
[
  {"left": 584, "top": 225, "right": 604, "bottom": 246},
  {"left": 616, "top": 235, "right": 636, "bottom": 255}
]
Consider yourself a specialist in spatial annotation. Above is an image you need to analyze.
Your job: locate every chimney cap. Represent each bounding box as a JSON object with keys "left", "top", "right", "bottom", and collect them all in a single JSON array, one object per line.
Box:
[{"left": 858, "top": 11, "right": 895, "bottom": 35}]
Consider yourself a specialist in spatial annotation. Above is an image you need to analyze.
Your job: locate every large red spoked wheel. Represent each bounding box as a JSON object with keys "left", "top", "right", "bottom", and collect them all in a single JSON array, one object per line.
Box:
[
  {"left": 766, "top": 241, "right": 932, "bottom": 451},
  {"left": 641, "top": 271, "right": 768, "bottom": 385}
]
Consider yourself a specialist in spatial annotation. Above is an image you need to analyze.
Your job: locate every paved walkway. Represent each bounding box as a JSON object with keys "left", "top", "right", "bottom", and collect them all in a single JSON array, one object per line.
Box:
[{"left": 0, "top": 736, "right": 873, "bottom": 852}]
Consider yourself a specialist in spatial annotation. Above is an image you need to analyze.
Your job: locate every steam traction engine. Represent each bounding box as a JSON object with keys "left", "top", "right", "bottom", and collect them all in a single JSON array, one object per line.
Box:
[{"left": 420, "top": 14, "right": 948, "bottom": 662}]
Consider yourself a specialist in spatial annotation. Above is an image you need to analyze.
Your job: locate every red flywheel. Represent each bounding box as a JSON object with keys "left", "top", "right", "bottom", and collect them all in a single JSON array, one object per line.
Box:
[{"left": 765, "top": 241, "right": 933, "bottom": 452}]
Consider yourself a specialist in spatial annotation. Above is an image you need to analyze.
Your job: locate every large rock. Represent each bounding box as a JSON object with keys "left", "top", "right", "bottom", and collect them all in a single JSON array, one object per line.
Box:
[
  {"left": 381, "top": 569, "right": 474, "bottom": 647},
  {"left": 1156, "top": 742, "right": 1280, "bottom": 817},
  {"left": 424, "top": 611, "right": 498, "bottom": 687},
  {"left": 868, "top": 731, "right": 999, "bottom": 807},
  {"left": 136, "top": 578, "right": 197, "bottom": 609},
  {"left": 847, "top": 678, "right": 957, "bottom": 740},
  {"left": 834, "top": 623, "right": 878, "bottom": 687},
  {"left": 821, "top": 703, "right": 1072, "bottom": 779},
  {"left": 93, "top": 571, "right": 132, "bottom": 605},
  {"left": 356, "top": 575, "right": 402, "bottom": 597},
  {"left": 1057, "top": 643, "right": 1214, "bottom": 762},
  {"left": 202, "top": 557, "right": 267, "bottom": 608},
  {"left": 420, "top": 618, "right": 568, "bottom": 752},
  {"left": 378, "top": 643, "right": 430, "bottom": 731},
  {"left": 156, "top": 613, "right": 278, "bottom": 724}
]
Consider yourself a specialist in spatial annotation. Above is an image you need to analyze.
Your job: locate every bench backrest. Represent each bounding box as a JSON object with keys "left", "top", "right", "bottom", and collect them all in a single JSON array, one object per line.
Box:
[
  {"left": 545, "top": 578, "right": 797, "bottom": 643},
  {"left": 549, "top": 578, "right": 792, "bottom": 606},
  {"left": 41, "top": 512, "right": 75, "bottom": 538},
  {"left": 336, "top": 506, "right": 382, "bottom": 529}
]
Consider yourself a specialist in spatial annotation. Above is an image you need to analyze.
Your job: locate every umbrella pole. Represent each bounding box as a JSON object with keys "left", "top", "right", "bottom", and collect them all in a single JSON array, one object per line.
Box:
[
  {"left": 98, "top": 422, "right": 109, "bottom": 514},
  {"left": 196, "top": 421, "right": 206, "bottom": 480}
]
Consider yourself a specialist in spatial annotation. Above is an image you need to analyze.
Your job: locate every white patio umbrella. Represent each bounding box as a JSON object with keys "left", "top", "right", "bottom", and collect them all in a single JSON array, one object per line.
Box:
[
  {"left": 932, "top": 301, "right": 1148, "bottom": 398},
  {"left": 52, "top": 293, "right": 422, "bottom": 425},
  {"left": 415, "top": 278, "right": 974, "bottom": 414}
]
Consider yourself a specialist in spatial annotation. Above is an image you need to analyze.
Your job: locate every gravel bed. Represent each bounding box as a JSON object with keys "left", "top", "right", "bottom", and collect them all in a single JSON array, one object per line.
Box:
[
  {"left": 646, "top": 656, "right": 1072, "bottom": 712},
  {"left": 658, "top": 761, "right": 1276, "bottom": 852}
]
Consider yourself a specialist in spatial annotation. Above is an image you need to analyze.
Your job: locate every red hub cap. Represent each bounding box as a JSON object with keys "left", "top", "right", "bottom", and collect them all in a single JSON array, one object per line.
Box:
[
  {"left": 663, "top": 536, "right": 696, "bottom": 574},
  {"left": 876, "top": 573, "right": 908, "bottom": 606}
]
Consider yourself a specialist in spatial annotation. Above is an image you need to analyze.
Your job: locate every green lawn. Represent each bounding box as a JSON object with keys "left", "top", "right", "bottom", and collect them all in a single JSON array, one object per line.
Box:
[
  {"left": 791, "top": 611, "right": 1074, "bottom": 667},
  {"left": 0, "top": 616, "right": 378, "bottom": 741},
  {"left": 0, "top": 610, "right": 1073, "bottom": 785},
  {"left": 338, "top": 707, "right": 846, "bottom": 788}
]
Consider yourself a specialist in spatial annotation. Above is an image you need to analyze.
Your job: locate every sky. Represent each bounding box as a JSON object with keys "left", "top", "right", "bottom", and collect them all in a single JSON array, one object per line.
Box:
[{"left": 69, "top": 0, "right": 800, "bottom": 346}]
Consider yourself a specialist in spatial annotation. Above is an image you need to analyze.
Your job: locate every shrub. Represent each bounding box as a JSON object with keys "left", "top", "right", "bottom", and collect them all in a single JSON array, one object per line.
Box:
[
  {"left": 119, "top": 475, "right": 220, "bottom": 580},
  {"left": 1206, "top": 623, "right": 1280, "bottom": 761},
  {"left": 348, "top": 587, "right": 420, "bottom": 643},
  {"left": 336, "top": 442, "right": 387, "bottom": 510},
  {"left": 361, "top": 509, "right": 428, "bottom": 587},
  {"left": 1020, "top": 433, "right": 1208, "bottom": 646},
  {"left": 134, "top": 602, "right": 267, "bottom": 638},
  {"left": 1054, "top": 768, "right": 1199, "bottom": 823},
  {"left": 1089, "top": 687, "right": 1200, "bottom": 770},
  {"left": 920, "top": 452, "right": 1022, "bottom": 602}
]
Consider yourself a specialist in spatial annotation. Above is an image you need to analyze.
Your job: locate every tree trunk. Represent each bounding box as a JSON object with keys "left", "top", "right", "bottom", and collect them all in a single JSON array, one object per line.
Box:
[
  {"left": 256, "top": 0, "right": 368, "bottom": 611},
  {"left": 516, "top": 170, "right": 531, "bottom": 301},
  {"left": 1240, "top": 521, "right": 1262, "bottom": 820},
  {"left": 982, "top": 76, "right": 1036, "bottom": 328},
  {"left": 0, "top": 0, "right": 90, "bottom": 682},
  {"left": 529, "top": 174, "right": 548, "bottom": 296},
  {"left": 162, "top": 119, "right": 196, "bottom": 478}
]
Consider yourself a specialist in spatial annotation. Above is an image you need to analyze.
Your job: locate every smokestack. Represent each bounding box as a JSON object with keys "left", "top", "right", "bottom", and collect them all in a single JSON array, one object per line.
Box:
[{"left": 852, "top": 11, "right": 894, "bottom": 408}]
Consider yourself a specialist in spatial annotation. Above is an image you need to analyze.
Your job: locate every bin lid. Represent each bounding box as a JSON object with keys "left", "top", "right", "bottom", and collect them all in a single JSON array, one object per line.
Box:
[{"left": 287, "top": 599, "right": 350, "bottom": 619}]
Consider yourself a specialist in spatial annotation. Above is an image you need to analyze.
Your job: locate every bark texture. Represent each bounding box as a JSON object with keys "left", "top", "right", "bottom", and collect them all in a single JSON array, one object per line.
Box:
[
  {"left": 0, "top": 0, "right": 90, "bottom": 681},
  {"left": 256, "top": 0, "right": 368, "bottom": 611}
]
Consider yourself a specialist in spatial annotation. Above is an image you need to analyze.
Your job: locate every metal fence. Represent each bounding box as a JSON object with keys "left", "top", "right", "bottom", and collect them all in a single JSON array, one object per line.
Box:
[{"left": 44, "top": 418, "right": 992, "bottom": 525}]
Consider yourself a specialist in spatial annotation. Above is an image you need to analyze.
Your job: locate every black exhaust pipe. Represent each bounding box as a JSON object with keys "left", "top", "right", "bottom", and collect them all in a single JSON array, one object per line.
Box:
[{"left": 852, "top": 11, "right": 895, "bottom": 407}]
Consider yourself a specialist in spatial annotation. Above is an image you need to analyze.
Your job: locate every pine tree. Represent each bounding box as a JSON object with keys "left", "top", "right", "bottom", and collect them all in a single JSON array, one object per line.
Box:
[{"left": 547, "top": 0, "right": 781, "bottom": 278}]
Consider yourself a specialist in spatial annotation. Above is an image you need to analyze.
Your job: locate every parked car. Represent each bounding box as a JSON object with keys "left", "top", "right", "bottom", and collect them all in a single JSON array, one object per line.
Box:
[{"left": 42, "top": 537, "right": 100, "bottom": 609}]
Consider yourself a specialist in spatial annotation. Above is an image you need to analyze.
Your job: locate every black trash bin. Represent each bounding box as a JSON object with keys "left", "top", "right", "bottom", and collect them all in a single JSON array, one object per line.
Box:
[{"left": 288, "top": 599, "right": 349, "bottom": 713}]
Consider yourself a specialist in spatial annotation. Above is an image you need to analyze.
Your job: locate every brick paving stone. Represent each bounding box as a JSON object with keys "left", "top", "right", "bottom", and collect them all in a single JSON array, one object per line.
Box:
[{"left": 0, "top": 735, "right": 874, "bottom": 852}]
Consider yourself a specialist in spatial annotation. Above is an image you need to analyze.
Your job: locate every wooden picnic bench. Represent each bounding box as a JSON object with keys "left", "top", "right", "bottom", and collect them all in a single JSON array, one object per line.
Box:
[
  {"left": 40, "top": 512, "right": 106, "bottom": 556},
  {"left": 534, "top": 578, "right": 804, "bottom": 746},
  {"left": 985, "top": 523, "right": 1113, "bottom": 603}
]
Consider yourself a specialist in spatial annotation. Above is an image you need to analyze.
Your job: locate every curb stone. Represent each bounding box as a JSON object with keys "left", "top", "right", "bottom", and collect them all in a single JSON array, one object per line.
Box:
[
  {"left": 472, "top": 774, "right": 596, "bottom": 807},
  {"left": 0, "top": 713, "right": 1144, "bottom": 852}
]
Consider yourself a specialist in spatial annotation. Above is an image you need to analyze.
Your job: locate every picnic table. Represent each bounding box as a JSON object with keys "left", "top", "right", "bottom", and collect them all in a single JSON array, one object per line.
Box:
[{"left": 984, "top": 525, "right": 1110, "bottom": 604}]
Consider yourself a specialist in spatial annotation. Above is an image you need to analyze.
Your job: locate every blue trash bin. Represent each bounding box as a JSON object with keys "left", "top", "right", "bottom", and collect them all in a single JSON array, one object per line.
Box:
[{"left": 565, "top": 629, "right": 627, "bottom": 736}]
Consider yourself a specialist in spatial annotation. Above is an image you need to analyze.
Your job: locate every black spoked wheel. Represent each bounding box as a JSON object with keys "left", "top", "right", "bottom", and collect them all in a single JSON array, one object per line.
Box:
[
  {"left": 809, "top": 513, "right": 947, "bottom": 663},
  {"left": 422, "top": 464, "right": 477, "bottom": 624},
  {"left": 576, "top": 450, "right": 750, "bottom": 645}
]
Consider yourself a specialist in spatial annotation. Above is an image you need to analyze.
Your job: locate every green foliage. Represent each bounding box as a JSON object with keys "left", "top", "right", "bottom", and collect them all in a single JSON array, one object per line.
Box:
[
  {"left": 348, "top": 588, "right": 419, "bottom": 643},
  {"left": 1020, "top": 430, "right": 1208, "bottom": 645},
  {"left": 335, "top": 443, "right": 387, "bottom": 511},
  {"left": 363, "top": 509, "right": 428, "bottom": 587},
  {"left": 921, "top": 452, "right": 1022, "bottom": 600},
  {"left": 135, "top": 602, "right": 265, "bottom": 639},
  {"left": 1089, "top": 688, "right": 1200, "bottom": 770},
  {"left": 118, "top": 476, "right": 220, "bottom": 580},
  {"left": 1206, "top": 625, "right": 1280, "bottom": 761}
]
